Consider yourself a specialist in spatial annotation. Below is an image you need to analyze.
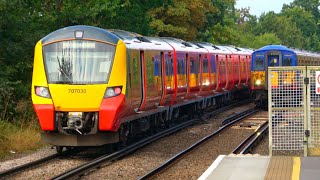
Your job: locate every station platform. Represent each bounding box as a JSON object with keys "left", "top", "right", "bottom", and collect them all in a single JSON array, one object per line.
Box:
[{"left": 198, "top": 155, "right": 320, "bottom": 180}]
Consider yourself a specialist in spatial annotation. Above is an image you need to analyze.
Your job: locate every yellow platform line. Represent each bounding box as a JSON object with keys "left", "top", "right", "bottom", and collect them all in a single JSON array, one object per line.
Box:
[{"left": 292, "top": 157, "right": 300, "bottom": 180}]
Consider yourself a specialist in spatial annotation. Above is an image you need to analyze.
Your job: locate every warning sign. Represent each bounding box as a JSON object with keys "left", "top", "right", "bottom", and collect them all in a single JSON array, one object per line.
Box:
[{"left": 316, "top": 71, "right": 320, "bottom": 94}]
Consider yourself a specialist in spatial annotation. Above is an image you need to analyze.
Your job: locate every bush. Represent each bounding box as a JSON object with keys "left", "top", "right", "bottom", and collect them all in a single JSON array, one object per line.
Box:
[
  {"left": 0, "top": 80, "right": 35, "bottom": 122},
  {"left": 0, "top": 119, "right": 42, "bottom": 158}
]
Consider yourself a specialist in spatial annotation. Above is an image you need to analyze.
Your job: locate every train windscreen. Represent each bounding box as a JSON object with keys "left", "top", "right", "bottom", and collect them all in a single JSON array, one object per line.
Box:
[
  {"left": 43, "top": 40, "right": 115, "bottom": 84},
  {"left": 253, "top": 57, "right": 264, "bottom": 71}
]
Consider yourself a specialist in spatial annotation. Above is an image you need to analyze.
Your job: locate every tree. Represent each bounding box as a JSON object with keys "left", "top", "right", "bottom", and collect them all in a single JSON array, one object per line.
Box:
[
  {"left": 148, "top": 0, "right": 213, "bottom": 40},
  {"left": 256, "top": 12, "right": 305, "bottom": 49}
]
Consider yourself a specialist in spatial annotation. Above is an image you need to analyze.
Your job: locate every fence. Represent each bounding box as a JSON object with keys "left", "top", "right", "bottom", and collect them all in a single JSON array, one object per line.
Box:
[{"left": 269, "top": 66, "right": 320, "bottom": 156}]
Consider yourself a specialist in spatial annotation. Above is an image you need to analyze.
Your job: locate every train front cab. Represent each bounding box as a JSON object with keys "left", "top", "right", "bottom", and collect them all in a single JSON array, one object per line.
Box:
[
  {"left": 31, "top": 26, "right": 128, "bottom": 147},
  {"left": 251, "top": 46, "right": 297, "bottom": 106}
]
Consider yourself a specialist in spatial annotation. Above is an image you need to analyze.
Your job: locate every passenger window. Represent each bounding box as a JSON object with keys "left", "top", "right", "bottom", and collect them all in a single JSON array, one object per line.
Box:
[
  {"left": 203, "top": 59, "right": 208, "bottom": 73},
  {"left": 282, "top": 58, "right": 292, "bottom": 66},
  {"left": 177, "top": 58, "right": 186, "bottom": 74},
  {"left": 165, "top": 57, "right": 173, "bottom": 75},
  {"left": 190, "top": 59, "right": 199, "bottom": 74},
  {"left": 153, "top": 56, "right": 161, "bottom": 76},
  {"left": 254, "top": 58, "right": 264, "bottom": 71}
]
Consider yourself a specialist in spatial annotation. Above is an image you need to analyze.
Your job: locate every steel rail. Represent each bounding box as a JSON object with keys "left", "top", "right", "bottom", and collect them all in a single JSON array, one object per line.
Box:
[
  {"left": 51, "top": 120, "right": 195, "bottom": 180},
  {"left": 52, "top": 100, "right": 253, "bottom": 180},
  {"left": 232, "top": 121, "right": 269, "bottom": 154},
  {"left": 138, "top": 108, "right": 260, "bottom": 180},
  {"left": 0, "top": 153, "right": 61, "bottom": 178}
]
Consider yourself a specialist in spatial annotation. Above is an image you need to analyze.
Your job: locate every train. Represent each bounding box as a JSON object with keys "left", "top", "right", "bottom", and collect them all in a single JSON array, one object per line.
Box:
[
  {"left": 31, "top": 25, "right": 252, "bottom": 152},
  {"left": 251, "top": 45, "right": 320, "bottom": 106}
]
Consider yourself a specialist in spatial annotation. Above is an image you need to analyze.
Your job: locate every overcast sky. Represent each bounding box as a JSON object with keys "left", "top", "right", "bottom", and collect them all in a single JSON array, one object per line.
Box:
[{"left": 235, "top": 0, "right": 295, "bottom": 16}]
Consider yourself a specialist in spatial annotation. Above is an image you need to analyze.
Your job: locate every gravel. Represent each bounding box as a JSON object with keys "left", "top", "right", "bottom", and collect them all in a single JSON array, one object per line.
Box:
[
  {"left": 153, "top": 128, "right": 254, "bottom": 180},
  {"left": 0, "top": 103, "right": 261, "bottom": 180},
  {"left": 0, "top": 146, "right": 55, "bottom": 172},
  {"left": 81, "top": 103, "right": 256, "bottom": 180}
]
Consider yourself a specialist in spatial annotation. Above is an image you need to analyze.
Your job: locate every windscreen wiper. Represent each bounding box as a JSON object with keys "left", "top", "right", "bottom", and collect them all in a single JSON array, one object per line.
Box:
[{"left": 57, "top": 56, "right": 73, "bottom": 84}]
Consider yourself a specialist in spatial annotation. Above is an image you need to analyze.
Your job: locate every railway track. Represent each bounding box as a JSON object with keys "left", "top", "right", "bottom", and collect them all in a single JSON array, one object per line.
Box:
[
  {"left": 232, "top": 121, "right": 268, "bottom": 154},
  {"left": 0, "top": 153, "right": 61, "bottom": 178},
  {"left": 138, "top": 108, "right": 261, "bottom": 179},
  {"left": 51, "top": 100, "right": 252, "bottom": 180}
]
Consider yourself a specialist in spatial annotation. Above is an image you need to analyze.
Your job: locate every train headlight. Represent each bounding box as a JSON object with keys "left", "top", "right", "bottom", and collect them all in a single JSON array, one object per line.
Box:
[
  {"left": 35, "top": 86, "right": 51, "bottom": 98},
  {"left": 255, "top": 79, "right": 262, "bottom": 86},
  {"left": 104, "top": 86, "right": 122, "bottom": 98}
]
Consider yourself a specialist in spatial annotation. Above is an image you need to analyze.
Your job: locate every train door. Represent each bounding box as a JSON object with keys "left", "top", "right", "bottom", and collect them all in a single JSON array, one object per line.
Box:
[
  {"left": 127, "top": 49, "right": 142, "bottom": 115},
  {"left": 267, "top": 55, "right": 280, "bottom": 67},
  {"left": 210, "top": 54, "right": 216, "bottom": 91},
  {"left": 138, "top": 50, "right": 165, "bottom": 111},
  {"left": 188, "top": 53, "right": 200, "bottom": 94},
  {"left": 201, "top": 54, "right": 210, "bottom": 93},
  {"left": 225, "top": 55, "right": 233, "bottom": 90},
  {"left": 245, "top": 55, "right": 250, "bottom": 85},
  {"left": 159, "top": 51, "right": 176, "bottom": 106},
  {"left": 217, "top": 55, "right": 227, "bottom": 92},
  {"left": 175, "top": 52, "right": 187, "bottom": 103},
  {"left": 266, "top": 54, "right": 280, "bottom": 89}
]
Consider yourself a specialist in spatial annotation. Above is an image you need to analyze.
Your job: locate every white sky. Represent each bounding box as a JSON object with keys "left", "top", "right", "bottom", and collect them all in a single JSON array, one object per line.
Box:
[{"left": 236, "top": 0, "right": 295, "bottom": 16}]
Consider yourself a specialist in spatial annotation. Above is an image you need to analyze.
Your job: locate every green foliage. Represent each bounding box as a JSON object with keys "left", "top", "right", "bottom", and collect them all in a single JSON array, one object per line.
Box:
[
  {"left": 148, "top": 0, "right": 213, "bottom": 40},
  {"left": 239, "top": 33, "right": 281, "bottom": 49}
]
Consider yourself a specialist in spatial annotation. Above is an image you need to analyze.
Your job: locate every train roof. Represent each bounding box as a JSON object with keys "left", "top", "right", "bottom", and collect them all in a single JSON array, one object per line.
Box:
[
  {"left": 107, "top": 29, "right": 142, "bottom": 40},
  {"left": 254, "top": 45, "right": 320, "bottom": 58},
  {"left": 41, "top": 25, "right": 120, "bottom": 45},
  {"left": 194, "top": 42, "right": 232, "bottom": 54},
  {"left": 224, "top": 46, "right": 251, "bottom": 55},
  {"left": 108, "top": 30, "right": 173, "bottom": 51},
  {"left": 160, "top": 38, "right": 207, "bottom": 53}
]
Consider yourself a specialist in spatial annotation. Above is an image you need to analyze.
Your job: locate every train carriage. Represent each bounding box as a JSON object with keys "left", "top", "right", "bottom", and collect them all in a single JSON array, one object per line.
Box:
[
  {"left": 31, "top": 25, "right": 252, "bottom": 151},
  {"left": 251, "top": 45, "right": 320, "bottom": 106}
]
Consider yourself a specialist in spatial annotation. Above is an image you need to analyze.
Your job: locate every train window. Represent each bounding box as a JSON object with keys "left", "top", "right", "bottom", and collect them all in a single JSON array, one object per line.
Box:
[
  {"left": 165, "top": 57, "right": 173, "bottom": 76},
  {"left": 211, "top": 55, "right": 216, "bottom": 72},
  {"left": 190, "top": 60, "right": 199, "bottom": 74},
  {"left": 203, "top": 59, "right": 209, "bottom": 73},
  {"left": 177, "top": 58, "right": 186, "bottom": 74},
  {"left": 153, "top": 56, "right": 161, "bottom": 76},
  {"left": 43, "top": 40, "right": 116, "bottom": 84},
  {"left": 254, "top": 58, "right": 264, "bottom": 71},
  {"left": 241, "top": 58, "right": 246, "bottom": 73},
  {"left": 220, "top": 60, "right": 226, "bottom": 74},
  {"left": 282, "top": 58, "right": 292, "bottom": 66}
]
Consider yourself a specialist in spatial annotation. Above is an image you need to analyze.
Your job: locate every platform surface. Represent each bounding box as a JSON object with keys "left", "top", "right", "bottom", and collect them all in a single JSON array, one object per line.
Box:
[{"left": 198, "top": 155, "right": 320, "bottom": 180}]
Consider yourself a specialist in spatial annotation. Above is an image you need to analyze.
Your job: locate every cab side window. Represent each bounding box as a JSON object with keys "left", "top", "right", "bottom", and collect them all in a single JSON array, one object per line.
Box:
[{"left": 282, "top": 58, "right": 292, "bottom": 66}]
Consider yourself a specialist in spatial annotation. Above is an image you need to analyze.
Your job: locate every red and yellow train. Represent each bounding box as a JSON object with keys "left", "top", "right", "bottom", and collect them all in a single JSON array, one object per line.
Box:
[{"left": 31, "top": 25, "right": 252, "bottom": 151}]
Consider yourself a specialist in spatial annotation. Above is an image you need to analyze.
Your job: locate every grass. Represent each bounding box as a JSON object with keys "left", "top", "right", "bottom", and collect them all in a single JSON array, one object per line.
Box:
[{"left": 0, "top": 119, "right": 44, "bottom": 159}]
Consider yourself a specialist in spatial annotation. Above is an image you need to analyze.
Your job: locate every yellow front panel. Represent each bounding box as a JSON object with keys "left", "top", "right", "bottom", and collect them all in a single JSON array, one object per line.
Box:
[
  {"left": 251, "top": 71, "right": 266, "bottom": 88},
  {"left": 107, "top": 41, "right": 127, "bottom": 94},
  {"left": 31, "top": 41, "right": 52, "bottom": 104},
  {"left": 49, "top": 84, "right": 106, "bottom": 111}
]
